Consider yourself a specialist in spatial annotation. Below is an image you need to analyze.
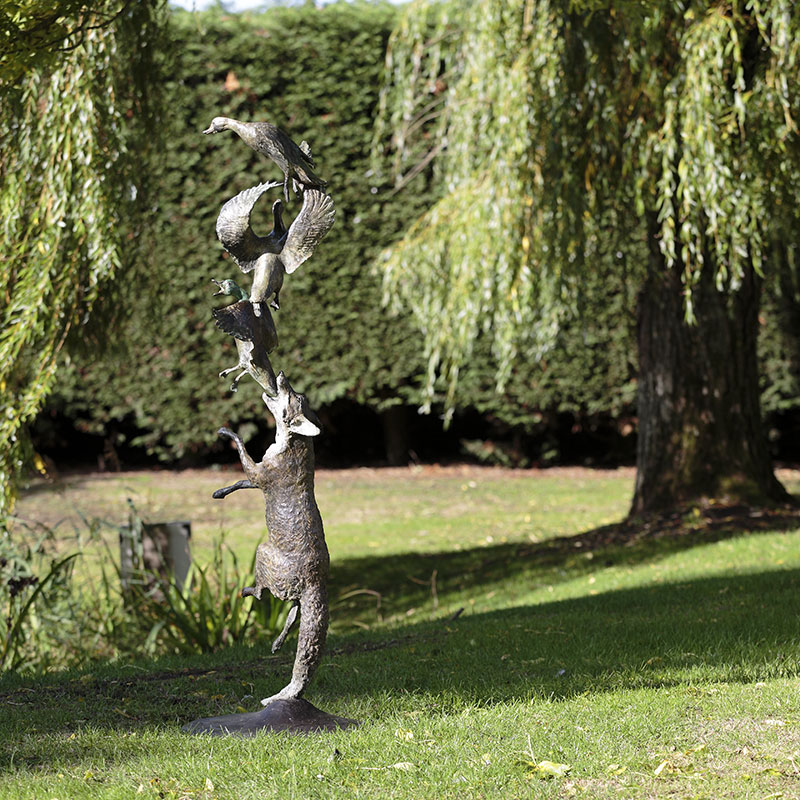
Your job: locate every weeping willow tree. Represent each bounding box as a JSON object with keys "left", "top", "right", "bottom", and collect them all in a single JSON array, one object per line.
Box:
[
  {"left": 0, "top": 1, "right": 166, "bottom": 520},
  {"left": 375, "top": 0, "right": 800, "bottom": 513}
]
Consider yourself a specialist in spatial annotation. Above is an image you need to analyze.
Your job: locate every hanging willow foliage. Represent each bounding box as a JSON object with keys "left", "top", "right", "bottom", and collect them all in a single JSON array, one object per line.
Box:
[
  {"left": 0, "top": 0, "right": 166, "bottom": 518},
  {"left": 374, "top": 0, "right": 800, "bottom": 414}
]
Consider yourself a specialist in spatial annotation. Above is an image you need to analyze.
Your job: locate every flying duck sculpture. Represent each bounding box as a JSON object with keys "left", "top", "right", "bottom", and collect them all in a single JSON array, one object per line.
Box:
[
  {"left": 211, "top": 278, "right": 278, "bottom": 395},
  {"left": 202, "top": 117, "right": 327, "bottom": 201},
  {"left": 214, "top": 181, "right": 335, "bottom": 313}
]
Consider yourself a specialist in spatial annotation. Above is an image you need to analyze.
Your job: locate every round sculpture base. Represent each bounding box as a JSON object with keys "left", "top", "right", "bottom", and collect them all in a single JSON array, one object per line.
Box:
[{"left": 182, "top": 698, "right": 360, "bottom": 737}]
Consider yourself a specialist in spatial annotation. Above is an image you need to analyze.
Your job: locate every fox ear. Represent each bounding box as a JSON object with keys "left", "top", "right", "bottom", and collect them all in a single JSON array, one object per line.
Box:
[{"left": 289, "top": 414, "right": 321, "bottom": 437}]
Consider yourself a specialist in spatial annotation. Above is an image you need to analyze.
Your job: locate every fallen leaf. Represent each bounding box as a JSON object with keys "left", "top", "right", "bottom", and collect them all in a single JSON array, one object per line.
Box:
[
  {"left": 390, "top": 762, "right": 416, "bottom": 771},
  {"left": 605, "top": 763, "right": 627, "bottom": 775},
  {"left": 527, "top": 760, "right": 572, "bottom": 779}
]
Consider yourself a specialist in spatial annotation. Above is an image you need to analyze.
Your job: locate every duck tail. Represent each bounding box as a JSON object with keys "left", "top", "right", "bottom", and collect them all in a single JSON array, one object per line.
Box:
[
  {"left": 296, "top": 166, "right": 327, "bottom": 190},
  {"left": 299, "top": 140, "right": 315, "bottom": 167}
]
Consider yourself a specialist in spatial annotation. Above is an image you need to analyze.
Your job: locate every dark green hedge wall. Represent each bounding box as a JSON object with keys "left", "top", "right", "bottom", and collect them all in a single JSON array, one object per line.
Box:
[
  {"left": 46, "top": 3, "right": 434, "bottom": 462},
  {"left": 37, "top": 2, "right": 800, "bottom": 467}
]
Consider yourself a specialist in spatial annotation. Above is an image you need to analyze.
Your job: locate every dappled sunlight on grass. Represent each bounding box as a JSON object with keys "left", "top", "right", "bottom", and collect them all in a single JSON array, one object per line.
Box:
[{"left": 778, "top": 467, "right": 800, "bottom": 497}]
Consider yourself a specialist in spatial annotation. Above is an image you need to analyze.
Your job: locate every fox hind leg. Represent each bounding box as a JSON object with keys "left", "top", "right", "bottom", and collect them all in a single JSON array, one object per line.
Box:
[
  {"left": 261, "top": 585, "right": 328, "bottom": 705},
  {"left": 272, "top": 601, "right": 299, "bottom": 653}
]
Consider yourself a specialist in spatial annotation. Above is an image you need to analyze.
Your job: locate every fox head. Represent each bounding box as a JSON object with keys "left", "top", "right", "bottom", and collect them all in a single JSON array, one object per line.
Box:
[{"left": 263, "top": 372, "right": 322, "bottom": 438}]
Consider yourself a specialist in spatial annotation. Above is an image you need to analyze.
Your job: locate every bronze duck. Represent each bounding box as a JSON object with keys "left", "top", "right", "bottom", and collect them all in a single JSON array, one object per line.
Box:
[
  {"left": 215, "top": 181, "right": 335, "bottom": 313},
  {"left": 203, "top": 116, "right": 327, "bottom": 201},
  {"left": 211, "top": 278, "right": 278, "bottom": 395}
]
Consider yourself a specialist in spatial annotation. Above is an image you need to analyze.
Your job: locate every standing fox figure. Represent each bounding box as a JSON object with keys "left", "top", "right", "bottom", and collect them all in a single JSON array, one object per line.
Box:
[{"left": 215, "top": 372, "right": 329, "bottom": 706}]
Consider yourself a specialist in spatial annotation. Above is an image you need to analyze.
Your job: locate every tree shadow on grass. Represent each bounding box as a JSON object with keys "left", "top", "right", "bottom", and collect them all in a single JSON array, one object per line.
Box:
[
  {"left": 325, "top": 564, "right": 800, "bottom": 707},
  {"left": 1, "top": 563, "right": 800, "bottom": 773},
  {"left": 329, "top": 504, "right": 800, "bottom": 620}
]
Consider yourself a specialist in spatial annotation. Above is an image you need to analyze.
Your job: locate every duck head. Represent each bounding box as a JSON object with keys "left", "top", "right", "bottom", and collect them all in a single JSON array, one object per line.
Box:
[
  {"left": 203, "top": 117, "right": 231, "bottom": 135},
  {"left": 211, "top": 278, "right": 248, "bottom": 301}
]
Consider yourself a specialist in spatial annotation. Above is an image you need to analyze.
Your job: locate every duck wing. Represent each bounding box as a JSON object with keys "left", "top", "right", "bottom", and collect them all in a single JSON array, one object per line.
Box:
[
  {"left": 270, "top": 126, "right": 315, "bottom": 168},
  {"left": 216, "top": 181, "right": 283, "bottom": 273},
  {"left": 280, "top": 189, "right": 336, "bottom": 274},
  {"left": 212, "top": 301, "right": 278, "bottom": 352}
]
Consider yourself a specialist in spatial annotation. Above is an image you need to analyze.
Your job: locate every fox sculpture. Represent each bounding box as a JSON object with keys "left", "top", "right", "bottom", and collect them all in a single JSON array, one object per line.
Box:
[
  {"left": 200, "top": 120, "right": 344, "bottom": 727},
  {"left": 214, "top": 373, "right": 329, "bottom": 705}
]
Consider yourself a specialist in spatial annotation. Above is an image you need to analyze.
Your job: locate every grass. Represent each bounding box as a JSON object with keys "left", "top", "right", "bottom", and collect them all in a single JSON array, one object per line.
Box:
[
  {"left": 12, "top": 464, "right": 631, "bottom": 559},
  {"left": 4, "top": 466, "right": 800, "bottom": 799}
]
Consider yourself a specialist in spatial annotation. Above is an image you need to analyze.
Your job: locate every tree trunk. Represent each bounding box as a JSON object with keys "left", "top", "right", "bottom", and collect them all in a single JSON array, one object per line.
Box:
[
  {"left": 382, "top": 405, "right": 409, "bottom": 466},
  {"left": 632, "top": 238, "right": 789, "bottom": 514}
]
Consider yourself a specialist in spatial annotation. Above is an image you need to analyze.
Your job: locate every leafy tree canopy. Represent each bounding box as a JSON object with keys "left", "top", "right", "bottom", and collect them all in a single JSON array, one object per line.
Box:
[
  {"left": 374, "top": 0, "right": 800, "bottom": 415},
  {"left": 0, "top": 0, "right": 166, "bottom": 518},
  {"left": 0, "top": 0, "right": 139, "bottom": 87}
]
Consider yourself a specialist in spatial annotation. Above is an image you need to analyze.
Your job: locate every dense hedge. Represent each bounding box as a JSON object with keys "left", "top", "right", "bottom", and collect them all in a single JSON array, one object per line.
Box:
[
  {"left": 44, "top": 3, "right": 433, "bottom": 464},
  {"left": 35, "top": 2, "right": 800, "bottom": 468}
]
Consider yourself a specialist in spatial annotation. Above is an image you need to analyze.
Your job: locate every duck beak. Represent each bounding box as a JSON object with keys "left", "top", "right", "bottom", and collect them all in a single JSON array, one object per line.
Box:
[
  {"left": 211, "top": 279, "right": 224, "bottom": 296},
  {"left": 202, "top": 123, "right": 217, "bottom": 135}
]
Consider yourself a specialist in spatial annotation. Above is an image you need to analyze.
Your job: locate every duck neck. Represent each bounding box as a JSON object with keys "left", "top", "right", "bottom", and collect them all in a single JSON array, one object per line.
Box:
[{"left": 223, "top": 118, "right": 247, "bottom": 137}]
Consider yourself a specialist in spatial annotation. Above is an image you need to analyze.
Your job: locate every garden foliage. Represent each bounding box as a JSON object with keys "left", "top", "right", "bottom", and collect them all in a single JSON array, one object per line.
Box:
[
  {"left": 0, "top": 514, "right": 286, "bottom": 674},
  {"left": 39, "top": 3, "right": 641, "bottom": 464},
  {"left": 0, "top": 0, "right": 167, "bottom": 514},
  {"left": 38, "top": 2, "right": 800, "bottom": 467},
  {"left": 46, "top": 3, "right": 431, "bottom": 462}
]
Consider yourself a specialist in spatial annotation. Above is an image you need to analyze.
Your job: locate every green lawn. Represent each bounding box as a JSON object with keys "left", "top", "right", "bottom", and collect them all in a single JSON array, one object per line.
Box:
[{"left": 4, "top": 466, "right": 800, "bottom": 799}]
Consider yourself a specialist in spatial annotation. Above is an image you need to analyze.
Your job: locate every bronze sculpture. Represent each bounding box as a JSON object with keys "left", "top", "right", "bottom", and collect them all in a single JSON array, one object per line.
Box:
[
  {"left": 208, "top": 177, "right": 333, "bottom": 396},
  {"left": 184, "top": 120, "right": 356, "bottom": 737},
  {"left": 215, "top": 181, "right": 335, "bottom": 311},
  {"left": 203, "top": 117, "right": 328, "bottom": 201},
  {"left": 211, "top": 279, "right": 278, "bottom": 394},
  {"left": 218, "top": 372, "right": 328, "bottom": 703}
]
